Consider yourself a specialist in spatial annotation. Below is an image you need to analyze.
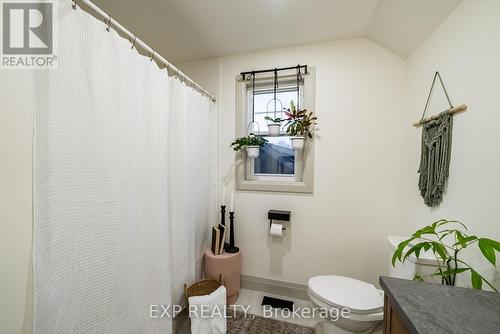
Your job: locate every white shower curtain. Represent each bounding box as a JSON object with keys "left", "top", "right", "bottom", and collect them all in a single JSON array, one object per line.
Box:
[
  {"left": 33, "top": 1, "right": 215, "bottom": 333},
  {"left": 167, "top": 79, "right": 217, "bottom": 307}
]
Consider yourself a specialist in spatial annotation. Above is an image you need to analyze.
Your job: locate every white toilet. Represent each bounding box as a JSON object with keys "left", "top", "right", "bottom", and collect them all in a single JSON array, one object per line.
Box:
[
  {"left": 308, "top": 275, "right": 384, "bottom": 333},
  {"left": 387, "top": 235, "right": 442, "bottom": 283},
  {"left": 308, "top": 235, "right": 440, "bottom": 333}
]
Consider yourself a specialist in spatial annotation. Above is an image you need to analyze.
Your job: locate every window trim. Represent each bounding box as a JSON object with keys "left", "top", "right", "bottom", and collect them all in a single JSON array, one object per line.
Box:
[{"left": 234, "top": 68, "right": 315, "bottom": 193}]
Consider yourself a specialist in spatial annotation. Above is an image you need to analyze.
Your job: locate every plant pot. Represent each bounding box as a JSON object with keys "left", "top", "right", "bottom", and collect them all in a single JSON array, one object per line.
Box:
[
  {"left": 290, "top": 136, "right": 305, "bottom": 151},
  {"left": 267, "top": 123, "right": 281, "bottom": 137},
  {"left": 246, "top": 146, "right": 260, "bottom": 159}
]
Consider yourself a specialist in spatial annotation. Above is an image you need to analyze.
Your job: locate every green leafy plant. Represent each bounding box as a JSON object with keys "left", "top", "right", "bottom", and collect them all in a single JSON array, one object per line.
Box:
[
  {"left": 284, "top": 100, "right": 317, "bottom": 138},
  {"left": 264, "top": 116, "right": 284, "bottom": 124},
  {"left": 230, "top": 133, "right": 268, "bottom": 152},
  {"left": 392, "top": 219, "right": 500, "bottom": 291}
]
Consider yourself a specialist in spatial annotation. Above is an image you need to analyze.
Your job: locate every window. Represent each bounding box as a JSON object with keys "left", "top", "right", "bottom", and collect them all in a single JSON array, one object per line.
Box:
[
  {"left": 235, "top": 68, "right": 316, "bottom": 193},
  {"left": 254, "top": 136, "right": 295, "bottom": 175},
  {"left": 252, "top": 87, "right": 299, "bottom": 176}
]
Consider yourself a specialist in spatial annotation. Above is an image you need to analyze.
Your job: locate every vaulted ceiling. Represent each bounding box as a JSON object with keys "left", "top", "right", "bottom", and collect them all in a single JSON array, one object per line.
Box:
[{"left": 91, "top": 0, "right": 462, "bottom": 63}]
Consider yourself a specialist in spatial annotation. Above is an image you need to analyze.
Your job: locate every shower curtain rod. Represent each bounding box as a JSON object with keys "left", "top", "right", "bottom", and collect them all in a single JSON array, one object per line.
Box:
[{"left": 73, "top": 0, "right": 216, "bottom": 103}]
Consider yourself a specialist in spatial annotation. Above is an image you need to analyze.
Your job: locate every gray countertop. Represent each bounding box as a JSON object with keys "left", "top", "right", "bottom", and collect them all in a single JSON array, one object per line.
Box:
[{"left": 380, "top": 276, "right": 500, "bottom": 334}]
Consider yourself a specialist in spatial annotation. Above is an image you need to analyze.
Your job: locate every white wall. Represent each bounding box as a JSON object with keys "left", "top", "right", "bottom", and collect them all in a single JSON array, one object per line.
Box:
[
  {"left": 181, "top": 1, "right": 500, "bottom": 289},
  {"left": 180, "top": 38, "right": 407, "bottom": 286},
  {"left": 0, "top": 71, "right": 34, "bottom": 334},
  {"left": 402, "top": 0, "right": 500, "bottom": 287}
]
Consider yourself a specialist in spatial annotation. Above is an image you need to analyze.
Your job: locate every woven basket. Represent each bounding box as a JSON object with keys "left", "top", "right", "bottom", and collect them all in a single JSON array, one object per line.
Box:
[{"left": 184, "top": 274, "right": 224, "bottom": 305}]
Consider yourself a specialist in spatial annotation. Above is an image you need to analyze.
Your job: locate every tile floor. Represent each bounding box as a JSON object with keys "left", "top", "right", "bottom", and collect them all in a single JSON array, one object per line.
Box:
[
  {"left": 176, "top": 288, "right": 383, "bottom": 334},
  {"left": 234, "top": 288, "right": 320, "bottom": 328},
  {"left": 234, "top": 288, "right": 383, "bottom": 334}
]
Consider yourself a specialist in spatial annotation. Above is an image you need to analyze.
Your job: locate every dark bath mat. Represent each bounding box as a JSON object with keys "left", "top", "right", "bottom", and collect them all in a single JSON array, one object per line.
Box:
[
  {"left": 261, "top": 295, "right": 294, "bottom": 311},
  {"left": 227, "top": 311, "right": 316, "bottom": 334}
]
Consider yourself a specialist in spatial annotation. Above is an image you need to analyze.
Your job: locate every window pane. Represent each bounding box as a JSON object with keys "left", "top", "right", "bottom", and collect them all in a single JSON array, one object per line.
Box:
[
  {"left": 252, "top": 113, "right": 281, "bottom": 134},
  {"left": 254, "top": 137, "right": 295, "bottom": 175},
  {"left": 252, "top": 89, "right": 298, "bottom": 135}
]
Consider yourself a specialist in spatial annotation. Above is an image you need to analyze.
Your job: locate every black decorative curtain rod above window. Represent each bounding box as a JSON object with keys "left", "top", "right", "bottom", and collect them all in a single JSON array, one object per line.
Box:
[{"left": 241, "top": 64, "right": 308, "bottom": 80}]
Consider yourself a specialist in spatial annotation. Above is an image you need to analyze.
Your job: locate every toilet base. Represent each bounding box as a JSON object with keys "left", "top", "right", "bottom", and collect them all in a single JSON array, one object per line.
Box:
[{"left": 308, "top": 290, "right": 382, "bottom": 334}]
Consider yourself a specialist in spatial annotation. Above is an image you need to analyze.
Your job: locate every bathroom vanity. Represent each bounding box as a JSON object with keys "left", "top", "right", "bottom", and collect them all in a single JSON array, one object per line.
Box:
[{"left": 380, "top": 276, "right": 500, "bottom": 334}]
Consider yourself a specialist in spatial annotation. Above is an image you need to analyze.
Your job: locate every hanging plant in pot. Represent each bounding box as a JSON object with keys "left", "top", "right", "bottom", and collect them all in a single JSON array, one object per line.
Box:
[
  {"left": 264, "top": 116, "right": 284, "bottom": 136},
  {"left": 230, "top": 133, "right": 268, "bottom": 159},
  {"left": 284, "top": 100, "right": 317, "bottom": 151},
  {"left": 263, "top": 70, "right": 284, "bottom": 137}
]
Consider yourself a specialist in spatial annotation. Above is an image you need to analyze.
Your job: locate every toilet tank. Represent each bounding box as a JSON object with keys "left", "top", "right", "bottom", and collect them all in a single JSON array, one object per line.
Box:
[{"left": 387, "top": 235, "right": 441, "bottom": 282}]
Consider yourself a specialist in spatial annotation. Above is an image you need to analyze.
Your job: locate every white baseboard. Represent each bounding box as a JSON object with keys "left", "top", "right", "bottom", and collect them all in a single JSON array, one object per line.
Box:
[{"left": 240, "top": 274, "right": 309, "bottom": 300}]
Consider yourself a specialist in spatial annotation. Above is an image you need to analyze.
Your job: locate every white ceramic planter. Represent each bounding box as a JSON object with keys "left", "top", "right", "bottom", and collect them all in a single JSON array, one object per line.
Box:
[
  {"left": 246, "top": 146, "right": 260, "bottom": 159},
  {"left": 267, "top": 123, "right": 281, "bottom": 137},
  {"left": 290, "top": 136, "right": 305, "bottom": 151}
]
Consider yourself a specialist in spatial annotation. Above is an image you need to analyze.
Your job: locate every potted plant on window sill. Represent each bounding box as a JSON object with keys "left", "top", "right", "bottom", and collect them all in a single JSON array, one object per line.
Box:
[
  {"left": 264, "top": 116, "right": 284, "bottom": 137},
  {"left": 230, "top": 133, "right": 268, "bottom": 159},
  {"left": 284, "top": 101, "right": 317, "bottom": 151}
]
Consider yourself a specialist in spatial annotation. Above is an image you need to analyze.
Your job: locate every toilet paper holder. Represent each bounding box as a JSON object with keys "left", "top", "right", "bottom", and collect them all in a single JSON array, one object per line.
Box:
[{"left": 268, "top": 210, "right": 290, "bottom": 230}]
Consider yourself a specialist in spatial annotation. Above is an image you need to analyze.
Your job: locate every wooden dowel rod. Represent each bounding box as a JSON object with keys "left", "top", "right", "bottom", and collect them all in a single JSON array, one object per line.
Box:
[{"left": 413, "top": 104, "right": 467, "bottom": 127}]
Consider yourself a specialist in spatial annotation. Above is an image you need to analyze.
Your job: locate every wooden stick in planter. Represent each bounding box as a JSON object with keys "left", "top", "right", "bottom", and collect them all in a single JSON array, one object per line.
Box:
[{"left": 413, "top": 104, "right": 467, "bottom": 128}]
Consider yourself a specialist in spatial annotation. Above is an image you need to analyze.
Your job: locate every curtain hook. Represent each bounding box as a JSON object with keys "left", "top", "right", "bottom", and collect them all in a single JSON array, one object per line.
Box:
[
  {"left": 130, "top": 35, "right": 137, "bottom": 49},
  {"left": 167, "top": 63, "right": 174, "bottom": 75},
  {"left": 150, "top": 51, "right": 155, "bottom": 62},
  {"left": 105, "top": 15, "right": 112, "bottom": 32},
  {"left": 72, "top": 0, "right": 77, "bottom": 10}
]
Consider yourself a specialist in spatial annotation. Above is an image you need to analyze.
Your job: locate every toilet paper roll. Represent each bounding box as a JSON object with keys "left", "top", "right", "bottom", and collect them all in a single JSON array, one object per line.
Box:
[{"left": 270, "top": 223, "right": 283, "bottom": 237}]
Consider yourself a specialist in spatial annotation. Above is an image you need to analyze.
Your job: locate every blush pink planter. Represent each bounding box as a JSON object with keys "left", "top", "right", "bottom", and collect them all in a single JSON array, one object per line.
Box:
[{"left": 204, "top": 248, "right": 242, "bottom": 305}]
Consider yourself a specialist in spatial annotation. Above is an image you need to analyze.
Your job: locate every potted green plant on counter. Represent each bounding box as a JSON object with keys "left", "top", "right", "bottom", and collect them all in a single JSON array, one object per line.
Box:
[
  {"left": 264, "top": 116, "right": 284, "bottom": 137},
  {"left": 230, "top": 133, "right": 268, "bottom": 159},
  {"left": 284, "top": 100, "right": 317, "bottom": 150},
  {"left": 392, "top": 219, "right": 500, "bottom": 291}
]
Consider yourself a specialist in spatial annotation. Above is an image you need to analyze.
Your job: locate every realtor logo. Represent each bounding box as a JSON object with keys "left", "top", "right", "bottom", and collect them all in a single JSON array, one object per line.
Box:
[{"left": 2, "top": 0, "right": 57, "bottom": 68}]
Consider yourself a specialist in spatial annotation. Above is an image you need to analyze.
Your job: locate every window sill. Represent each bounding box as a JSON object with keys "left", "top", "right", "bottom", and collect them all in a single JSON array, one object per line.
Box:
[
  {"left": 236, "top": 178, "right": 313, "bottom": 194},
  {"left": 234, "top": 143, "right": 314, "bottom": 194}
]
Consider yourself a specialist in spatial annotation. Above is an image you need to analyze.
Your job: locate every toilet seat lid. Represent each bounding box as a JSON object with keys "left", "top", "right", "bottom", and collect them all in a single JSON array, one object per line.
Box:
[{"left": 308, "top": 275, "right": 383, "bottom": 314}]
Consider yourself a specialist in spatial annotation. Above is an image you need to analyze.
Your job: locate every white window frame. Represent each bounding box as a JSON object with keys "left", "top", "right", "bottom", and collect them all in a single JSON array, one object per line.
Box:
[
  {"left": 235, "top": 68, "right": 316, "bottom": 193},
  {"left": 249, "top": 85, "right": 302, "bottom": 181}
]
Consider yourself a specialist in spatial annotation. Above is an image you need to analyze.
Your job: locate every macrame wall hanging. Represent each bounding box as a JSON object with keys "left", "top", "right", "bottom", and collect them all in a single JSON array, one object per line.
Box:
[{"left": 414, "top": 72, "right": 467, "bottom": 207}]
